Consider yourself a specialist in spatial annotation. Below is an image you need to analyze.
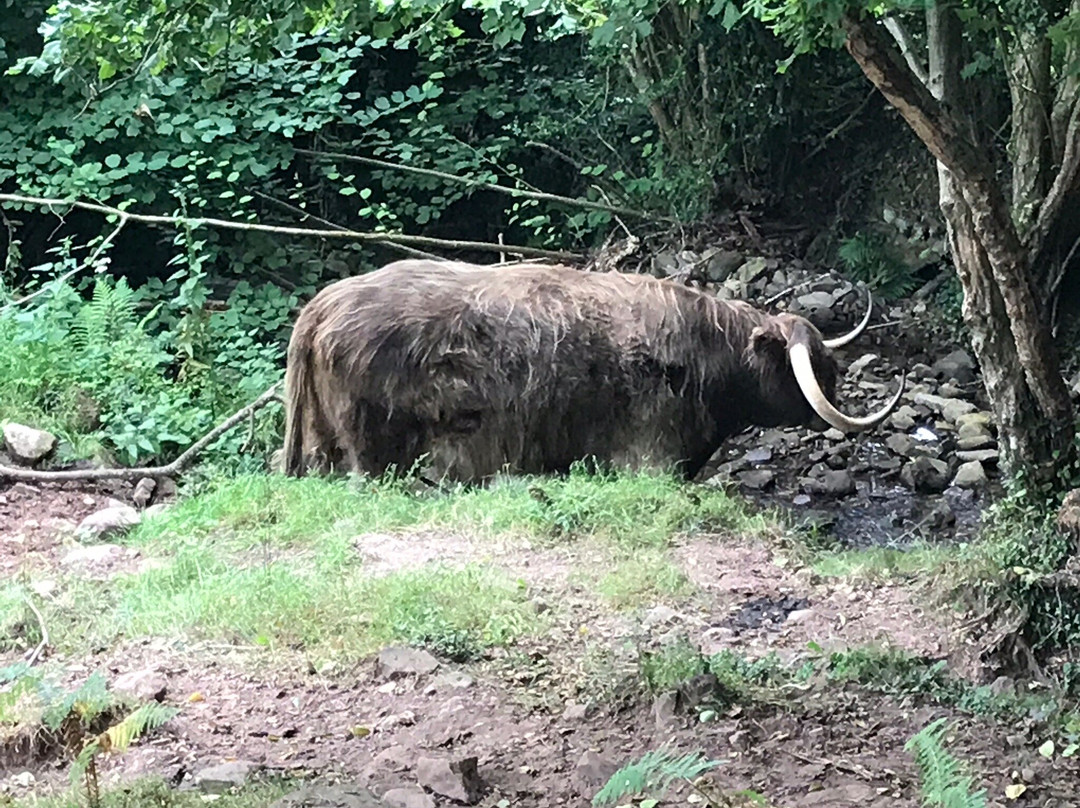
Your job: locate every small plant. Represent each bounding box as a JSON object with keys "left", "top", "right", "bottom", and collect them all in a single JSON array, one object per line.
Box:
[
  {"left": 593, "top": 746, "right": 723, "bottom": 807},
  {"left": 905, "top": 718, "right": 987, "bottom": 808},
  {"left": 837, "top": 230, "right": 918, "bottom": 300}
]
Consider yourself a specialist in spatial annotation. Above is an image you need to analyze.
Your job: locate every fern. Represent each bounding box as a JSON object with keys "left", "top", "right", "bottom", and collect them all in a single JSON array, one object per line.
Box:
[
  {"left": 71, "top": 276, "right": 138, "bottom": 355},
  {"left": 837, "top": 231, "right": 918, "bottom": 301},
  {"left": 905, "top": 718, "right": 987, "bottom": 808},
  {"left": 71, "top": 702, "right": 180, "bottom": 786},
  {"left": 593, "top": 747, "right": 723, "bottom": 806}
]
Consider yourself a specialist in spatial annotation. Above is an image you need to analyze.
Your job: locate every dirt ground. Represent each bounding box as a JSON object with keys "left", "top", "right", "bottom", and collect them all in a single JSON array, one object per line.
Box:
[{"left": 3, "top": 480, "right": 1080, "bottom": 808}]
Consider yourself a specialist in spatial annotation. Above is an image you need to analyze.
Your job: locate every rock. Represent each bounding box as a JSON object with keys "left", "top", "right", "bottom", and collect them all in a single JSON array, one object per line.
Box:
[
  {"left": 642, "top": 605, "right": 681, "bottom": 629},
  {"left": 430, "top": 671, "right": 474, "bottom": 690},
  {"left": 913, "top": 392, "right": 977, "bottom": 424},
  {"left": 787, "top": 608, "right": 814, "bottom": 623},
  {"left": 382, "top": 787, "right": 434, "bottom": 808},
  {"left": 735, "top": 257, "right": 769, "bottom": 284},
  {"left": 956, "top": 421, "right": 994, "bottom": 450},
  {"left": 2, "top": 423, "right": 57, "bottom": 465},
  {"left": 76, "top": 505, "right": 140, "bottom": 541},
  {"left": 886, "top": 433, "right": 916, "bottom": 457},
  {"left": 793, "top": 291, "right": 836, "bottom": 325},
  {"left": 112, "top": 668, "right": 167, "bottom": 702},
  {"left": 677, "top": 673, "right": 719, "bottom": 708},
  {"left": 652, "top": 690, "right": 679, "bottom": 731},
  {"left": 132, "top": 477, "right": 157, "bottom": 509},
  {"left": 705, "top": 250, "right": 744, "bottom": 282},
  {"left": 574, "top": 750, "right": 619, "bottom": 794},
  {"left": 195, "top": 760, "right": 258, "bottom": 794},
  {"left": 743, "top": 447, "right": 773, "bottom": 464},
  {"left": 952, "top": 460, "right": 987, "bottom": 489},
  {"left": 736, "top": 469, "right": 775, "bottom": 490},
  {"left": 9, "top": 771, "right": 35, "bottom": 788},
  {"left": 143, "top": 503, "right": 171, "bottom": 520},
  {"left": 846, "top": 353, "right": 879, "bottom": 378},
  {"left": 651, "top": 251, "right": 679, "bottom": 277},
  {"left": 889, "top": 405, "right": 918, "bottom": 431},
  {"left": 415, "top": 757, "right": 482, "bottom": 804},
  {"left": 377, "top": 646, "right": 440, "bottom": 679},
  {"left": 956, "top": 448, "right": 999, "bottom": 464},
  {"left": 561, "top": 702, "right": 591, "bottom": 721},
  {"left": 955, "top": 411, "right": 994, "bottom": 431},
  {"left": 804, "top": 470, "right": 855, "bottom": 497},
  {"left": 901, "top": 457, "right": 950, "bottom": 493},
  {"left": 271, "top": 784, "right": 387, "bottom": 808},
  {"left": 61, "top": 543, "right": 125, "bottom": 567},
  {"left": 932, "top": 349, "right": 976, "bottom": 384},
  {"left": 926, "top": 500, "right": 956, "bottom": 529}
]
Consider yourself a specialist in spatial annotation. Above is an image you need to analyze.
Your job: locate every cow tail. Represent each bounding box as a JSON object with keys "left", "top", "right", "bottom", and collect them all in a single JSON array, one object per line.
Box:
[{"left": 282, "top": 330, "right": 312, "bottom": 478}]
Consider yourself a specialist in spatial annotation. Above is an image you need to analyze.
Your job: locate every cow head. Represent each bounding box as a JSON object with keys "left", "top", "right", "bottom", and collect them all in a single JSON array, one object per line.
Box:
[{"left": 747, "top": 291, "right": 904, "bottom": 433}]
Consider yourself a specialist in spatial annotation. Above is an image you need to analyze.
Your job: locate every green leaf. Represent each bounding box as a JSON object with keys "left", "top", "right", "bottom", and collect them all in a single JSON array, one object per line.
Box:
[
  {"left": 104, "top": 154, "right": 122, "bottom": 169},
  {"left": 98, "top": 59, "right": 117, "bottom": 81}
]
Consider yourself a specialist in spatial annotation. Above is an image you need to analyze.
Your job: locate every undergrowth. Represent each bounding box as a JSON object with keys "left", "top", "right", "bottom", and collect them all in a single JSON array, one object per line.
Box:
[
  {"left": 6, "top": 778, "right": 293, "bottom": 808},
  {"left": 837, "top": 230, "right": 918, "bottom": 300}
]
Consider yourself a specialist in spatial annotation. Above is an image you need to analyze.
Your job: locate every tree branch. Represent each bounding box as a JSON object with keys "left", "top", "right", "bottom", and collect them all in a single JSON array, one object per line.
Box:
[
  {"left": 1027, "top": 95, "right": 1080, "bottom": 264},
  {"left": 294, "top": 148, "right": 668, "bottom": 222},
  {"left": 883, "top": 15, "right": 929, "bottom": 87},
  {"left": 0, "top": 384, "right": 283, "bottom": 482},
  {"left": 0, "top": 194, "right": 580, "bottom": 262}
]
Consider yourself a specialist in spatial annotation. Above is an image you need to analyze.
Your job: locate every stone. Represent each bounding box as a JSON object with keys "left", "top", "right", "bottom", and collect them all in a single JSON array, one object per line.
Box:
[
  {"left": 574, "top": 750, "right": 619, "bottom": 794},
  {"left": 195, "top": 760, "right": 258, "bottom": 794},
  {"left": 787, "top": 608, "right": 814, "bottom": 623},
  {"left": 913, "top": 392, "right": 977, "bottom": 424},
  {"left": 132, "top": 477, "right": 157, "bottom": 509},
  {"left": 793, "top": 291, "right": 836, "bottom": 325},
  {"left": 377, "top": 646, "right": 440, "bottom": 679},
  {"left": 886, "top": 433, "right": 916, "bottom": 457},
  {"left": 76, "top": 505, "right": 140, "bottom": 541},
  {"left": 803, "top": 470, "right": 855, "bottom": 497},
  {"left": 61, "top": 544, "right": 124, "bottom": 567},
  {"left": 932, "top": 348, "right": 976, "bottom": 384},
  {"left": 651, "top": 251, "right": 679, "bottom": 277},
  {"left": 677, "top": 673, "right": 719, "bottom": 708},
  {"left": 642, "top": 605, "right": 681, "bottom": 629},
  {"left": 736, "top": 469, "right": 775, "bottom": 490},
  {"left": 735, "top": 257, "right": 769, "bottom": 284},
  {"left": 652, "top": 690, "right": 679, "bottom": 731},
  {"left": 889, "top": 405, "right": 918, "bottom": 431},
  {"left": 926, "top": 500, "right": 956, "bottom": 530},
  {"left": 846, "top": 353, "right": 879, "bottom": 378},
  {"left": 382, "top": 787, "right": 434, "bottom": 808},
  {"left": 144, "top": 503, "right": 171, "bottom": 520},
  {"left": 2, "top": 423, "right": 57, "bottom": 465},
  {"left": 952, "top": 460, "right": 987, "bottom": 489},
  {"left": 430, "top": 671, "right": 474, "bottom": 690},
  {"left": 271, "top": 784, "right": 387, "bottom": 808},
  {"left": 901, "top": 457, "right": 950, "bottom": 493},
  {"left": 955, "top": 411, "right": 994, "bottom": 431},
  {"left": 705, "top": 249, "right": 744, "bottom": 282},
  {"left": 956, "top": 421, "right": 994, "bottom": 451},
  {"left": 561, "top": 702, "right": 591, "bottom": 721},
  {"left": 956, "top": 448, "right": 999, "bottom": 464},
  {"left": 112, "top": 668, "right": 167, "bottom": 702},
  {"left": 743, "top": 447, "right": 773, "bottom": 464},
  {"left": 415, "top": 757, "right": 482, "bottom": 804}
]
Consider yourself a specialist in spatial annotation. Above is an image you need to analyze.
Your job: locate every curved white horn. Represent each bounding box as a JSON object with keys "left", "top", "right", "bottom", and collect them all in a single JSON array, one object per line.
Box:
[
  {"left": 822, "top": 288, "right": 873, "bottom": 349},
  {"left": 789, "top": 342, "right": 906, "bottom": 432}
]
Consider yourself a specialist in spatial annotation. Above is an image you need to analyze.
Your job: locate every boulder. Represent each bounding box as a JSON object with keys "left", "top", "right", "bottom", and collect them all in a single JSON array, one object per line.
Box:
[
  {"left": 705, "top": 250, "right": 745, "bottom": 282},
  {"left": 952, "top": 460, "right": 988, "bottom": 489},
  {"left": 2, "top": 423, "right": 56, "bottom": 465},
  {"left": 76, "top": 506, "right": 141, "bottom": 541},
  {"left": 112, "top": 669, "right": 168, "bottom": 703},
  {"left": 736, "top": 469, "right": 775, "bottom": 490},
  {"left": 900, "top": 457, "right": 950, "bottom": 493},
  {"left": 932, "top": 349, "right": 977, "bottom": 384},
  {"left": 377, "top": 646, "right": 440, "bottom": 679}
]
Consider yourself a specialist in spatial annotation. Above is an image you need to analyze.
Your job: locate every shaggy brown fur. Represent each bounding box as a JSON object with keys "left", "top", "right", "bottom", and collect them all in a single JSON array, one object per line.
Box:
[{"left": 284, "top": 260, "right": 842, "bottom": 482}]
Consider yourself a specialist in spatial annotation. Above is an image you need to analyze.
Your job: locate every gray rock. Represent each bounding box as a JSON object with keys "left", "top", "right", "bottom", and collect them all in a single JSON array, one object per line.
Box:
[
  {"left": 913, "top": 392, "right": 977, "bottom": 423},
  {"left": 642, "top": 605, "right": 681, "bottom": 629},
  {"left": 652, "top": 690, "right": 680, "bottom": 731},
  {"left": 956, "top": 421, "right": 994, "bottom": 451},
  {"left": 112, "top": 668, "right": 167, "bottom": 703},
  {"left": 651, "top": 251, "right": 679, "bottom": 277},
  {"left": 804, "top": 470, "right": 855, "bottom": 497},
  {"left": 889, "top": 406, "right": 918, "bottom": 431},
  {"left": 955, "top": 411, "right": 994, "bottom": 431},
  {"left": 415, "top": 757, "right": 482, "bottom": 804},
  {"left": 195, "top": 760, "right": 258, "bottom": 794},
  {"left": 430, "top": 671, "right": 474, "bottom": 690},
  {"left": 61, "top": 543, "right": 125, "bottom": 567},
  {"left": 846, "top": 353, "right": 879, "bottom": 378},
  {"left": 952, "top": 460, "right": 987, "bottom": 489},
  {"left": 76, "top": 506, "right": 140, "bottom": 541},
  {"left": 743, "top": 447, "right": 773, "bottom": 464},
  {"left": 132, "top": 477, "right": 157, "bottom": 509},
  {"left": 735, "top": 257, "right": 769, "bottom": 284},
  {"left": 271, "top": 784, "right": 387, "bottom": 808},
  {"left": 382, "top": 788, "right": 434, "bottom": 808},
  {"left": 705, "top": 250, "right": 744, "bottom": 282},
  {"left": 377, "top": 646, "right": 440, "bottom": 679},
  {"left": 736, "top": 469, "right": 775, "bottom": 490},
  {"left": 561, "top": 701, "right": 591, "bottom": 721},
  {"left": 932, "top": 349, "right": 976, "bottom": 384},
  {"left": 956, "top": 448, "right": 999, "bottom": 464},
  {"left": 574, "top": 750, "right": 619, "bottom": 794},
  {"left": 900, "top": 457, "right": 950, "bottom": 493},
  {"left": 2, "top": 423, "right": 56, "bottom": 465},
  {"left": 886, "top": 433, "right": 916, "bottom": 458}
]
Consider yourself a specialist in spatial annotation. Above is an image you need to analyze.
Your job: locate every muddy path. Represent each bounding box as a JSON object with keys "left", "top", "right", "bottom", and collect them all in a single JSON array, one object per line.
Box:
[{"left": 3, "top": 479, "right": 1077, "bottom": 807}]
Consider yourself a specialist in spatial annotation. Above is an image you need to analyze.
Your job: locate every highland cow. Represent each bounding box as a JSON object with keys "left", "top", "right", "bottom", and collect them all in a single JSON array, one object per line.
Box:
[{"left": 283, "top": 260, "right": 903, "bottom": 482}]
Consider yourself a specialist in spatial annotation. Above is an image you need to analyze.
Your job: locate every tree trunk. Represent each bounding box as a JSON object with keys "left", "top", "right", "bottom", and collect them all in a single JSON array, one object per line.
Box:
[{"left": 842, "top": 8, "right": 1075, "bottom": 490}]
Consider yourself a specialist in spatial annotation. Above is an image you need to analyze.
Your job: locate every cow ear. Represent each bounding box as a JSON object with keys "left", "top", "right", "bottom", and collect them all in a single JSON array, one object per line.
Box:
[{"left": 749, "top": 325, "right": 786, "bottom": 365}]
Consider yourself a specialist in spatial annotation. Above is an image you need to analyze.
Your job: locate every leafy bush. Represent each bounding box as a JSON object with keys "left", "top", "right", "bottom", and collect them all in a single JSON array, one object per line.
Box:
[{"left": 837, "top": 230, "right": 919, "bottom": 300}]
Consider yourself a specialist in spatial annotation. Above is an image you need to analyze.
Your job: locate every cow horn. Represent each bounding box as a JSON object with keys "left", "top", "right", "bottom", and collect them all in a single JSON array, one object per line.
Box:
[
  {"left": 822, "top": 288, "right": 873, "bottom": 349},
  {"left": 788, "top": 341, "right": 906, "bottom": 432}
]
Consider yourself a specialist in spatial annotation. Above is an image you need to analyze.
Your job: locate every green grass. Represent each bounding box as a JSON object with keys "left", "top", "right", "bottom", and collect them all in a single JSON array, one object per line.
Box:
[
  {"left": 811, "top": 544, "right": 957, "bottom": 580},
  {"left": 8, "top": 778, "right": 293, "bottom": 808},
  {"left": 596, "top": 551, "right": 693, "bottom": 609}
]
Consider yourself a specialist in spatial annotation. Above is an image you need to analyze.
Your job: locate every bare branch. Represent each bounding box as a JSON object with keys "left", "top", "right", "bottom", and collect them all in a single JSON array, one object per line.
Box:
[
  {"left": 294, "top": 148, "right": 668, "bottom": 222},
  {"left": 0, "top": 214, "right": 128, "bottom": 312},
  {"left": 0, "top": 383, "right": 283, "bottom": 482},
  {"left": 1027, "top": 96, "right": 1080, "bottom": 263},
  {"left": 883, "top": 15, "right": 929, "bottom": 87},
  {"left": 0, "top": 193, "right": 580, "bottom": 262}
]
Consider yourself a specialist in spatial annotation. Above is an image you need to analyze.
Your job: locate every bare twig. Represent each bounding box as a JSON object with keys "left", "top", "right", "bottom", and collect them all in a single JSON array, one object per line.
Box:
[
  {"left": 883, "top": 15, "right": 929, "bottom": 87},
  {"left": 22, "top": 596, "right": 49, "bottom": 667},
  {"left": 295, "top": 148, "right": 670, "bottom": 223},
  {"left": 801, "top": 88, "right": 878, "bottom": 165},
  {"left": 0, "top": 214, "right": 128, "bottom": 313},
  {"left": 0, "top": 193, "right": 580, "bottom": 262},
  {"left": 0, "top": 383, "right": 283, "bottom": 482}
]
